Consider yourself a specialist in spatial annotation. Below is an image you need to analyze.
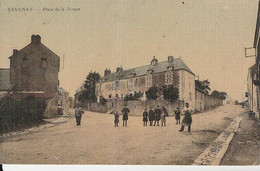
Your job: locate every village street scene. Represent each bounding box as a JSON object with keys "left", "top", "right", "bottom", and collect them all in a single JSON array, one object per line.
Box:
[{"left": 0, "top": 0, "right": 260, "bottom": 167}]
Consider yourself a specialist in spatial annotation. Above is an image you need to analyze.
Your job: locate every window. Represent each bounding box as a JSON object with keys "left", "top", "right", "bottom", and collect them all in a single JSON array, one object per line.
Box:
[
  {"left": 108, "top": 94, "right": 112, "bottom": 99},
  {"left": 22, "top": 57, "right": 28, "bottom": 67},
  {"left": 146, "top": 71, "right": 153, "bottom": 87},
  {"left": 189, "top": 92, "right": 192, "bottom": 101},
  {"left": 41, "top": 57, "right": 47, "bottom": 68}
]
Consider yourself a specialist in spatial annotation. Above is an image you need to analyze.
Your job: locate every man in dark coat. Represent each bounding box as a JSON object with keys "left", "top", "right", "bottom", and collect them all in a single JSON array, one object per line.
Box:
[
  {"left": 75, "top": 105, "right": 84, "bottom": 126},
  {"left": 114, "top": 112, "right": 119, "bottom": 127},
  {"left": 142, "top": 108, "right": 148, "bottom": 126},
  {"left": 148, "top": 107, "right": 155, "bottom": 126},
  {"left": 121, "top": 105, "right": 130, "bottom": 127},
  {"left": 175, "top": 107, "right": 181, "bottom": 124},
  {"left": 179, "top": 103, "right": 193, "bottom": 132},
  {"left": 154, "top": 105, "right": 162, "bottom": 126}
]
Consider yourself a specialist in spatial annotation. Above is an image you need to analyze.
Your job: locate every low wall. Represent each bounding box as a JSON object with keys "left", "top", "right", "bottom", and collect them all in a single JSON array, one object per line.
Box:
[
  {"left": 84, "top": 99, "right": 184, "bottom": 116},
  {"left": 204, "top": 95, "right": 223, "bottom": 110}
]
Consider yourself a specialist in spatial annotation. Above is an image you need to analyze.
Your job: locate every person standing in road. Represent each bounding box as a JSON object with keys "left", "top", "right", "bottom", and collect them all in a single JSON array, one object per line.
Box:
[
  {"left": 148, "top": 107, "right": 155, "bottom": 126},
  {"left": 75, "top": 105, "right": 84, "bottom": 126},
  {"left": 154, "top": 105, "right": 162, "bottom": 126},
  {"left": 114, "top": 112, "right": 119, "bottom": 127},
  {"left": 179, "top": 103, "right": 193, "bottom": 132},
  {"left": 121, "top": 104, "right": 130, "bottom": 127},
  {"left": 143, "top": 108, "right": 148, "bottom": 126},
  {"left": 161, "top": 112, "right": 166, "bottom": 127},
  {"left": 175, "top": 107, "right": 181, "bottom": 124}
]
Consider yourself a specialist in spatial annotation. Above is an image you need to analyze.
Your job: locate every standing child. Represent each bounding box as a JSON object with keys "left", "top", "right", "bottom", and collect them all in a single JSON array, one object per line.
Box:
[
  {"left": 143, "top": 109, "right": 148, "bottom": 126},
  {"left": 114, "top": 112, "right": 119, "bottom": 127},
  {"left": 161, "top": 112, "right": 166, "bottom": 127},
  {"left": 175, "top": 107, "right": 181, "bottom": 124}
]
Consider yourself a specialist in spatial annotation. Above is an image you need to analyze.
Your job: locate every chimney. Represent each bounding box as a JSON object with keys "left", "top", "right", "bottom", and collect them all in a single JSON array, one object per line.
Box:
[
  {"left": 104, "top": 68, "right": 111, "bottom": 77},
  {"left": 116, "top": 66, "right": 123, "bottom": 73},
  {"left": 31, "top": 34, "right": 41, "bottom": 44},
  {"left": 13, "top": 49, "right": 19, "bottom": 55},
  {"left": 168, "top": 56, "right": 174, "bottom": 62},
  {"left": 151, "top": 56, "right": 158, "bottom": 65}
]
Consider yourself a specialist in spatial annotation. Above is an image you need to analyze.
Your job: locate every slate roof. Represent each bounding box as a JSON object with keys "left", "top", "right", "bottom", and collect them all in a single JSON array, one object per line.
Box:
[
  {"left": 0, "top": 69, "right": 12, "bottom": 91},
  {"left": 102, "top": 57, "right": 194, "bottom": 83}
]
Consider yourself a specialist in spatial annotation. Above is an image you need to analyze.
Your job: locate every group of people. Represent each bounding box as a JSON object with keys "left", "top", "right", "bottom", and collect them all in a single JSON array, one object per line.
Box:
[
  {"left": 142, "top": 106, "right": 166, "bottom": 127},
  {"left": 114, "top": 103, "right": 194, "bottom": 132},
  {"left": 74, "top": 103, "right": 193, "bottom": 132}
]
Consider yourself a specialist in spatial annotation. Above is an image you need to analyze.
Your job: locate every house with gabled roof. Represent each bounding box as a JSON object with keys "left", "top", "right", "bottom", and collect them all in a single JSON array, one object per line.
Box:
[{"left": 96, "top": 56, "right": 196, "bottom": 109}]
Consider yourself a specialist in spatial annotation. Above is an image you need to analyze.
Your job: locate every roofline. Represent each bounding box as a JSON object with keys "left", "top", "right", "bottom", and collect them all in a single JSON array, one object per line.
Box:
[
  {"left": 103, "top": 57, "right": 182, "bottom": 76},
  {"left": 99, "top": 68, "right": 194, "bottom": 84},
  {"left": 254, "top": 0, "right": 260, "bottom": 48},
  {"left": 0, "top": 68, "right": 10, "bottom": 70}
]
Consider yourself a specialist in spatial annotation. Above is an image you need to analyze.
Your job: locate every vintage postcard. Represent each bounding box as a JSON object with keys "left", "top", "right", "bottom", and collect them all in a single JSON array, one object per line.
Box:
[{"left": 0, "top": 0, "right": 259, "bottom": 169}]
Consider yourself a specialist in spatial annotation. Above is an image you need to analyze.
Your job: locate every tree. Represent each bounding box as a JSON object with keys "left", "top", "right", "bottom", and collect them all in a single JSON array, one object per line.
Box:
[
  {"left": 195, "top": 79, "right": 211, "bottom": 94},
  {"left": 124, "top": 92, "right": 143, "bottom": 101},
  {"left": 162, "top": 85, "right": 179, "bottom": 102},
  {"left": 78, "top": 71, "right": 101, "bottom": 103},
  {"left": 210, "top": 90, "right": 227, "bottom": 100},
  {"left": 146, "top": 85, "right": 160, "bottom": 100}
]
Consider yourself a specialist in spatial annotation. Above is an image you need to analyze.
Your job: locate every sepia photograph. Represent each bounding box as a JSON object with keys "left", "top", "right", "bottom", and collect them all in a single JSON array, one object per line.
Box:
[{"left": 0, "top": 0, "right": 259, "bottom": 170}]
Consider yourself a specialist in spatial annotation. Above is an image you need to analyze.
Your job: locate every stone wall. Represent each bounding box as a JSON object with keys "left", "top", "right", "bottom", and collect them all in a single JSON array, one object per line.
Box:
[
  {"left": 84, "top": 99, "right": 184, "bottom": 116},
  {"left": 204, "top": 95, "right": 223, "bottom": 110}
]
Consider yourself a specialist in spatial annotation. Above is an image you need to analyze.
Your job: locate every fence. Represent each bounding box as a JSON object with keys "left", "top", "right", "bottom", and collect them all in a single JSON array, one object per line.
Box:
[{"left": 0, "top": 98, "right": 46, "bottom": 134}]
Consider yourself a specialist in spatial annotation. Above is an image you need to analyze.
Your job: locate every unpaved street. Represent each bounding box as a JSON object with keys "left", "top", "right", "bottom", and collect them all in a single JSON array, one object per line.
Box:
[{"left": 0, "top": 105, "right": 244, "bottom": 165}]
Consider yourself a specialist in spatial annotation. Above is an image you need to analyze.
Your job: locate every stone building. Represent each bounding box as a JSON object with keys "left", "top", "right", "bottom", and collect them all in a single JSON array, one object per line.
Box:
[
  {"left": 8, "top": 34, "right": 60, "bottom": 98},
  {"left": 195, "top": 87, "right": 205, "bottom": 112},
  {"left": 96, "top": 56, "right": 196, "bottom": 109},
  {"left": 248, "top": 0, "right": 260, "bottom": 119},
  {"left": 0, "top": 35, "right": 61, "bottom": 118}
]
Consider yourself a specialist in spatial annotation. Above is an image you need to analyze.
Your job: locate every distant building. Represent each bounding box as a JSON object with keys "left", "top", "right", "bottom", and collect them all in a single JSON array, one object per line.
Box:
[
  {"left": 247, "top": 64, "right": 258, "bottom": 114},
  {"left": 224, "top": 95, "right": 234, "bottom": 105},
  {"left": 195, "top": 87, "right": 205, "bottom": 112},
  {"left": 58, "top": 87, "right": 70, "bottom": 109},
  {"left": 0, "top": 68, "right": 12, "bottom": 98},
  {"left": 95, "top": 56, "right": 196, "bottom": 109}
]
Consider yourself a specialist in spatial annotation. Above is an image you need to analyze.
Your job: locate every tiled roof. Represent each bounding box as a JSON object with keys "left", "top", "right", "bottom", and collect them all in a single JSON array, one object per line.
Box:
[
  {"left": 9, "top": 42, "right": 60, "bottom": 60},
  {"left": 102, "top": 57, "right": 194, "bottom": 83},
  {"left": 0, "top": 69, "right": 12, "bottom": 91}
]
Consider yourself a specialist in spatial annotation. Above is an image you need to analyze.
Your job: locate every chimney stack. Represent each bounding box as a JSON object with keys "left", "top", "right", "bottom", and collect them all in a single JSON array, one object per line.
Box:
[
  {"left": 116, "top": 66, "right": 123, "bottom": 73},
  {"left": 104, "top": 68, "right": 111, "bottom": 77},
  {"left": 31, "top": 34, "right": 41, "bottom": 44},
  {"left": 168, "top": 56, "right": 174, "bottom": 63},
  {"left": 13, "top": 49, "right": 19, "bottom": 55}
]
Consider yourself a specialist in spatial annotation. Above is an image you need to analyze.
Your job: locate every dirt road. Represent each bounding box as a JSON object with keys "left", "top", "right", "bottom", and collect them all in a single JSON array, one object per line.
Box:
[{"left": 0, "top": 105, "right": 244, "bottom": 164}]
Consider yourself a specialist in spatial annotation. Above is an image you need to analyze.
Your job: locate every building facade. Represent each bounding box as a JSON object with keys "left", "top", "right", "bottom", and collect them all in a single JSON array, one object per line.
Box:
[
  {"left": 8, "top": 35, "right": 60, "bottom": 98},
  {"left": 0, "top": 35, "right": 61, "bottom": 118},
  {"left": 248, "top": 0, "right": 260, "bottom": 119},
  {"left": 96, "top": 56, "right": 196, "bottom": 109}
]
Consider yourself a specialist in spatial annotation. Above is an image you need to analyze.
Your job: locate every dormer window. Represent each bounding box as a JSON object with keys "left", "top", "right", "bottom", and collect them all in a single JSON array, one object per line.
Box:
[
  {"left": 128, "top": 73, "right": 136, "bottom": 78},
  {"left": 151, "top": 56, "right": 158, "bottom": 66}
]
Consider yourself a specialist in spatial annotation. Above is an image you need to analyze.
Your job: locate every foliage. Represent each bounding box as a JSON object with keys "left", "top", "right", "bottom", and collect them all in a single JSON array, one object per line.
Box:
[
  {"left": 195, "top": 79, "right": 211, "bottom": 94},
  {"left": 210, "top": 90, "right": 227, "bottom": 100},
  {"left": 162, "top": 85, "right": 179, "bottom": 102},
  {"left": 78, "top": 71, "right": 101, "bottom": 103},
  {"left": 145, "top": 85, "right": 160, "bottom": 100},
  {"left": 124, "top": 92, "right": 143, "bottom": 101},
  {"left": 0, "top": 98, "right": 46, "bottom": 134}
]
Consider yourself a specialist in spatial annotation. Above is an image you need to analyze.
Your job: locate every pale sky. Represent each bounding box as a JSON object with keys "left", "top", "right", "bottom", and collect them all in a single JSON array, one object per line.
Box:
[{"left": 0, "top": 0, "right": 258, "bottom": 102}]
